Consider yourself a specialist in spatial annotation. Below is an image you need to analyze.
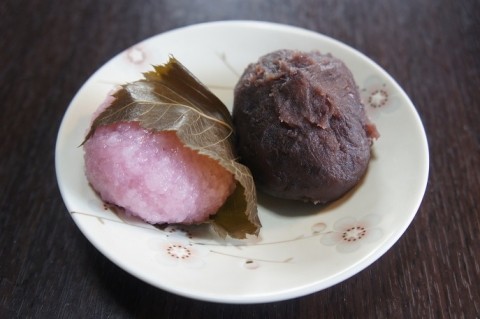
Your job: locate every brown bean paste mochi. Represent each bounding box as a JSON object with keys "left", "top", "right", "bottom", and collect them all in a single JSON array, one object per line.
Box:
[{"left": 232, "top": 50, "right": 378, "bottom": 204}]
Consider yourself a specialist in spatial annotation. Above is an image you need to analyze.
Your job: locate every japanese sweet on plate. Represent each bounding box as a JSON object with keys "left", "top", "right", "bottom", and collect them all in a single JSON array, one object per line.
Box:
[
  {"left": 233, "top": 49, "right": 379, "bottom": 204},
  {"left": 83, "top": 57, "right": 260, "bottom": 239}
]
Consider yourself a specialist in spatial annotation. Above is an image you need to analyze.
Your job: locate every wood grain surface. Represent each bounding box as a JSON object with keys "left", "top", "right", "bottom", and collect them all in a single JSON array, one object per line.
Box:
[{"left": 1, "top": 0, "right": 479, "bottom": 318}]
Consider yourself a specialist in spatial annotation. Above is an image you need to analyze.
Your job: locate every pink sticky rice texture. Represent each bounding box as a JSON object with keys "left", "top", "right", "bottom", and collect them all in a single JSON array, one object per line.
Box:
[{"left": 84, "top": 122, "right": 236, "bottom": 224}]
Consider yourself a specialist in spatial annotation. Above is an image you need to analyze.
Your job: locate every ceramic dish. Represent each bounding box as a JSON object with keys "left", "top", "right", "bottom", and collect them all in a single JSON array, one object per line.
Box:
[{"left": 55, "top": 21, "right": 429, "bottom": 303}]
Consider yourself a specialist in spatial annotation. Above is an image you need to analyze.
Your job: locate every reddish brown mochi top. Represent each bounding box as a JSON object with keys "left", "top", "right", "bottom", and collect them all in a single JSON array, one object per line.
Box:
[{"left": 232, "top": 49, "right": 378, "bottom": 204}]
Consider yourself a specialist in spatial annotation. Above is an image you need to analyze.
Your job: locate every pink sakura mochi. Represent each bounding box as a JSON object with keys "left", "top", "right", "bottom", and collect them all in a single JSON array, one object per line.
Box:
[{"left": 84, "top": 122, "right": 236, "bottom": 224}]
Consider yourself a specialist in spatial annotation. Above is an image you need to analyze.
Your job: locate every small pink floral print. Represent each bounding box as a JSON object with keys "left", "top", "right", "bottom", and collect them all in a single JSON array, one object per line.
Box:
[
  {"left": 126, "top": 46, "right": 147, "bottom": 64},
  {"left": 149, "top": 226, "right": 208, "bottom": 268},
  {"left": 155, "top": 238, "right": 208, "bottom": 268},
  {"left": 311, "top": 222, "right": 327, "bottom": 233},
  {"left": 243, "top": 259, "right": 260, "bottom": 270},
  {"left": 320, "top": 214, "right": 382, "bottom": 253},
  {"left": 361, "top": 76, "right": 400, "bottom": 119}
]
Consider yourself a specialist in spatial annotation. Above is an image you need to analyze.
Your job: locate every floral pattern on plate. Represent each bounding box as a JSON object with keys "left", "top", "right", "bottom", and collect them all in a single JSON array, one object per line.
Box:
[
  {"left": 149, "top": 227, "right": 209, "bottom": 268},
  {"left": 73, "top": 209, "right": 383, "bottom": 271},
  {"left": 320, "top": 214, "right": 383, "bottom": 253},
  {"left": 361, "top": 75, "right": 401, "bottom": 119}
]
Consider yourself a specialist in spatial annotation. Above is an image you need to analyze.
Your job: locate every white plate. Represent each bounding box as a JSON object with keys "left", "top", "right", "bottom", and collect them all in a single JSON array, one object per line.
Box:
[{"left": 55, "top": 21, "right": 429, "bottom": 303}]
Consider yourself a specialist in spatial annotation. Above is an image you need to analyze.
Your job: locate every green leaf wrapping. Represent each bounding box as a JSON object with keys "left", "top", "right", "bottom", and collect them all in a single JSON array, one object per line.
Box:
[{"left": 84, "top": 56, "right": 261, "bottom": 239}]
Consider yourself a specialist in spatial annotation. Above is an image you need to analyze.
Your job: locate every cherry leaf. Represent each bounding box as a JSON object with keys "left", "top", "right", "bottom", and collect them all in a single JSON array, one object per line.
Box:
[{"left": 84, "top": 56, "right": 260, "bottom": 239}]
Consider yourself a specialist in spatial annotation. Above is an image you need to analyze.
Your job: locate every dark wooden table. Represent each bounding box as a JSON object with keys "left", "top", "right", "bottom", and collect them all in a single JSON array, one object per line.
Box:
[{"left": 1, "top": 0, "right": 479, "bottom": 318}]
